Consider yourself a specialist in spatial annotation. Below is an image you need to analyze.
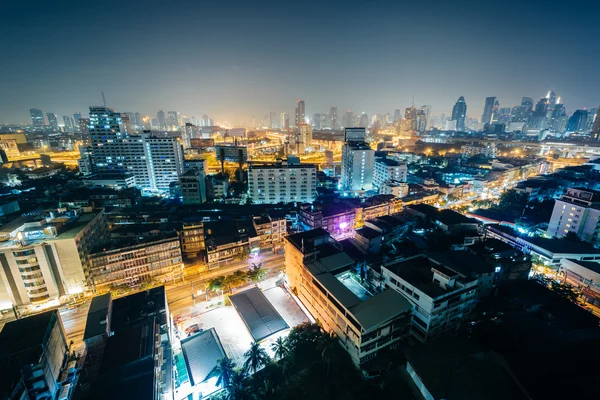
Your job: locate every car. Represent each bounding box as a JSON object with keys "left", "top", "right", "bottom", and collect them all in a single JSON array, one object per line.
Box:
[{"left": 185, "top": 324, "right": 202, "bottom": 336}]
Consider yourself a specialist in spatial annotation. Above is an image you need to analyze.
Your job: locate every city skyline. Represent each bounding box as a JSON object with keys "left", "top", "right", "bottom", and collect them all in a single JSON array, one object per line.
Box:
[{"left": 1, "top": 0, "right": 599, "bottom": 124}]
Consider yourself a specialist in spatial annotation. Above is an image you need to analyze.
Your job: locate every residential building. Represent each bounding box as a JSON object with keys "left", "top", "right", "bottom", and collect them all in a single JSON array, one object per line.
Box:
[
  {"left": 253, "top": 215, "right": 287, "bottom": 250},
  {"left": 181, "top": 123, "right": 201, "bottom": 148},
  {"left": 204, "top": 221, "right": 260, "bottom": 269},
  {"left": 298, "top": 203, "right": 356, "bottom": 239},
  {"left": 461, "top": 143, "right": 497, "bottom": 159},
  {"left": 247, "top": 159, "right": 317, "bottom": 204},
  {"left": 285, "top": 229, "right": 413, "bottom": 365},
  {"left": 88, "top": 234, "right": 182, "bottom": 291},
  {"left": 341, "top": 142, "right": 374, "bottom": 191},
  {"left": 180, "top": 223, "right": 205, "bottom": 261},
  {"left": 280, "top": 112, "right": 290, "bottom": 130},
  {"left": 0, "top": 311, "right": 70, "bottom": 400},
  {"left": 547, "top": 188, "right": 600, "bottom": 243},
  {"left": 382, "top": 254, "right": 479, "bottom": 342},
  {"left": 179, "top": 168, "right": 207, "bottom": 204},
  {"left": 299, "top": 123, "right": 312, "bottom": 151},
  {"left": 0, "top": 209, "right": 107, "bottom": 308},
  {"left": 373, "top": 158, "right": 407, "bottom": 190},
  {"left": 207, "top": 173, "right": 228, "bottom": 200}
]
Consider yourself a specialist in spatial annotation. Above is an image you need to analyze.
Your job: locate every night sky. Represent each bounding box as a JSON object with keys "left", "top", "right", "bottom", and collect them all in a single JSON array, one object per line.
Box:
[{"left": 1, "top": 0, "right": 599, "bottom": 124}]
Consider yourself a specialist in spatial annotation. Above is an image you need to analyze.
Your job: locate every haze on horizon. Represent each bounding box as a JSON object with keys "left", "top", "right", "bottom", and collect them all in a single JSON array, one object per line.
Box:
[{"left": 1, "top": 0, "right": 599, "bottom": 125}]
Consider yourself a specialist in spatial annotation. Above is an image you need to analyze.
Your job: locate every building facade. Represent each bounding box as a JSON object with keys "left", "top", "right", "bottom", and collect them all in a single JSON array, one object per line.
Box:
[
  {"left": 547, "top": 188, "right": 600, "bottom": 243},
  {"left": 247, "top": 160, "right": 317, "bottom": 204},
  {"left": 373, "top": 158, "right": 408, "bottom": 190},
  {"left": 341, "top": 143, "right": 374, "bottom": 191}
]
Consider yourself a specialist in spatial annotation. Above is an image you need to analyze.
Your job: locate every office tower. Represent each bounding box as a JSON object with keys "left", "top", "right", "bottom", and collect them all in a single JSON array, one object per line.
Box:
[
  {"left": 420, "top": 105, "right": 431, "bottom": 130},
  {"left": 46, "top": 112, "right": 58, "bottom": 130},
  {"left": 157, "top": 110, "right": 166, "bottom": 128},
  {"left": 73, "top": 110, "right": 82, "bottom": 126},
  {"left": 63, "top": 115, "right": 73, "bottom": 130},
  {"left": 490, "top": 99, "right": 500, "bottom": 123},
  {"left": 565, "top": 110, "right": 589, "bottom": 132},
  {"left": 592, "top": 105, "right": 600, "bottom": 141},
  {"left": 312, "top": 113, "right": 321, "bottom": 129},
  {"left": 167, "top": 111, "right": 179, "bottom": 127},
  {"left": 415, "top": 109, "right": 427, "bottom": 132},
  {"left": 586, "top": 108, "right": 597, "bottom": 133},
  {"left": 299, "top": 124, "right": 312, "bottom": 151},
  {"left": 343, "top": 110, "right": 354, "bottom": 128},
  {"left": 86, "top": 106, "right": 182, "bottom": 192},
  {"left": 341, "top": 127, "right": 374, "bottom": 191},
  {"left": 280, "top": 112, "right": 290, "bottom": 130},
  {"left": 247, "top": 159, "right": 317, "bottom": 204},
  {"left": 359, "top": 112, "right": 369, "bottom": 128},
  {"left": 29, "top": 108, "right": 44, "bottom": 126},
  {"left": 547, "top": 90, "right": 558, "bottom": 108},
  {"left": 496, "top": 108, "right": 511, "bottom": 125},
  {"left": 550, "top": 104, "right": 567, "bottom": 132},
  {"left": 270, "top": 111, "right": 278, "bottom": 129},
  {"left": 295, "top": 100, "right": 305, "bottom": 126},
  {"left": 329, "top": 106, "right": 338, "bottom": 129},
  {"left": 393, "top": 109, "right": 402, "bottom": 123},
  {"left": 451, "top": 96, "right": 467, "bottom": 131},
  {"left": 481, "top": 97, "right": 496, "bottom": 125}
]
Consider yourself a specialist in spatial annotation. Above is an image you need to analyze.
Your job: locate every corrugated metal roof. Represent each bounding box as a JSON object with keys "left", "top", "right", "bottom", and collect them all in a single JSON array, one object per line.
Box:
[
  {"left": 230, "top": 287, "right": 289, "bottom": 342},
  {"left": 181, "top": 328, "right": 226, "bottom": 386}
]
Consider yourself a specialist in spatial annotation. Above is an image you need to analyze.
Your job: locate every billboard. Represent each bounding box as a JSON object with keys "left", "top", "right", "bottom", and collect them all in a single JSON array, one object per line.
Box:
[{"left": 215, "top": 145, "right": 248, "bottom": 163}]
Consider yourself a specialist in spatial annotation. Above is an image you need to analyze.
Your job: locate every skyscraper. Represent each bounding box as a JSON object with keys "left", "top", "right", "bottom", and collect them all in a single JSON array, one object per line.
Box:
[
  {"left": 295, "top": 100, "right": 305, "bottom": 126},
  {"left": 481, "top": 97, "right": 496, "bottom": 125},
  {"left": 29, "top": 108, "right": 44, "bottom": 126},
  {"left": 550, "top": 104, "right": 567, "bottom": 132},
  {"left": 63, "top": 116, "right": 73, "bottom": 130},
  {"left": 270, "top": 111, "right": 278, "bottom": 129},
  {"left": 280, "top": 112, "right": 290, "bottom": 129},
  {"left": 343, "top": 110, "right": 354, "bottom": 128},
  {"left": 565, "top": 110, "right": 589, "bottom": 133},
  {"left": 359, "top": 113, "right": 368, "bottom": 128},
  {"left": 341, "top": 128, "right": 374, "bottom": 191},
  {"left": 521, "top": 97, "right": 534, "bottom": 113},
  {"left": 157, "top": 110, "right": 166, "bottom": 128},
  {"left": 420, "top": 105, "right": 431, "bottom": 130},
  {"left": 167, "top": 111, "right": 179, "bottom": 127},
  {"left": 329, "top": 106, "right": 338, "bottom": 130},
  {"left": 592, "top": 105, "right": 600, "bottom": 141},
  {"left": 46, "top": 113, "right": 58, "bottom": 130},
  {"left": 451, "top": 96, "right": 467, "bottom": 131},
  {"left": 312, "top": 113, "right": 321, "bottom": 129},
  {"left": 393, "top": 109, "right": 402, "bottom": 123}
]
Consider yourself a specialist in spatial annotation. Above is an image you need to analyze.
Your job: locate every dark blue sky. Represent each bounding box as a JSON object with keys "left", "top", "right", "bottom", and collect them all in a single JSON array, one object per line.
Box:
[{"left": 1, "top": 0, "right": 599, "bottom": 124}]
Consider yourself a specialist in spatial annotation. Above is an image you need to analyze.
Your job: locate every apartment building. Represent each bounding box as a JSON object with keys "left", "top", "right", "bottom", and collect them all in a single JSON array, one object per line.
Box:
[
  {"left": 253, "top": 215, "right": 287, "bottom": 250},
  {"left": 547, "top": 187, "right": 600, "bottom": 243},
  {"left": 88, "top": 234, "right": 182, "bottom": 291},
  {"left": 373, "top": 158, "right": 408, "bottom": 190},
  {"left": 0, "top": 209, "right": 107, "bottom": 308},
  {"left": 460, "top": 143, "right": 497, "bottom": 159},
  {"left": 247, "top": 159, "right": 317, "bottom": 204},
  {"left": 381, "top": 254, "right": 479, "bottom": 343},
  {"left": 285, "top": 229, "right": 412, "bottom": 365}
]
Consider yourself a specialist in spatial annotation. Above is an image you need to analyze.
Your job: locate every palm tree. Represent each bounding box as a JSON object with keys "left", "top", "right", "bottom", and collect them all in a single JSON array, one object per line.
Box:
[
  {"left": 204, "top": 356, "right": 236, "bottom": 388},
  {"left": 317, "top": 331, "right": 339, "bottom": 376},
  {"left": 271, "top": 336, "right": 289, "bottom": 360},
  {"left": 227, "top": 369, "right": 252, "bottom": 400},
  {"left": 243, "top": 342, "right": 270, "bottom": 374}
]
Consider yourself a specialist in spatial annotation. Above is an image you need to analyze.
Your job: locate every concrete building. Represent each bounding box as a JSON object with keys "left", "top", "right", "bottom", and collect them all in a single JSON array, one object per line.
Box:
[
  {"left": 373, "top": 158, "right": 407, "bottom": 190},
  {"left": 207, "top": 174, "right": 228, "bottom": 200},
  {"left": 180, "top": 223, "right": 205, "bottom": 261},
  {"left": 179, "top": 169, "right": 207, "bottom": 204},
  {"left": 88, "top": 234, "right": 182, "bottom": 291},
  {"left": 341, "top": 142, "right": 374, "bottom": 191},
  {"left": 547, "top": 188, "right": 600, "bottom": 243},
  {"left": 461, "top": 143, "right": 497, "bottom": 159},
  {"left": 559, "top": 259, "right": 600, "bottom": 306},
  {"left": 0, "top": 209, "right": 107, "bottom": 309},
  {"left": 0, "top": 310, "right": 70, "bottom": 400},
  {"left": 285, "top": 229, "right": 413, "bottom": 365},
  {"left": 204, "top": 221, "right": 261, "bottom": 269},
  {"left": 247, "top": 159, "right": 317, "bottom": 204},
  {"left": 253, "top": 215, "right": 287, "bottom": 250},
  {"left": 382, "top": 254, "right": 479, "bottom": 342}
]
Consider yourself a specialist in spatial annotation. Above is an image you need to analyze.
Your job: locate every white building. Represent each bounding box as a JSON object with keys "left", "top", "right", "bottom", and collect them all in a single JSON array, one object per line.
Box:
[
  {"left": 248, "top": 160, "right": 317, "bottom": 204},
  {"left": 460, "top": 143, "right": 497, "bottom": 159},
  {"left": 341, "top": 142, "right": 374, "bottom": 191},
  {"left": 145, "top": 136, "right": 184, "bottom": 192},
  {"left": 547, "top": 188, "right": 600, "bottom": 243},
  {"left": 299, "top": 124, "right": 312, "bottom": 152},
  {"left": 381, "top": 254, "right": 479, "bottom": 343},
  {"left": 0, "top": 209, "right": 107, "bottom": 309},
  {"left": 373, "top": 158, "right": 408, "bottom": 190}
]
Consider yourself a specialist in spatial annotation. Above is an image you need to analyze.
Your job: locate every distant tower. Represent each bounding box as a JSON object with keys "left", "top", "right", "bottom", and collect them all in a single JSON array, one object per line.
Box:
[
  {"left": 329, "top": 106, "right": 338, "bottom": 130},
  {"left": 29, "top": 108, "right": 44, "bottom": 126},
  {"left": 295, "top": 100, "right": 305, "bottom": 127},
  {"left": 592, "top": 105, "right": 600, "bottom": 141},
  {"left": 157, "top": 110, "right": 166, "bottom": 128},
  {"left": 451, "top": 96, "right": 467, "bottom": 131},
  {"left": 481, "top": 97, "right": 496, "bottom": 125}
]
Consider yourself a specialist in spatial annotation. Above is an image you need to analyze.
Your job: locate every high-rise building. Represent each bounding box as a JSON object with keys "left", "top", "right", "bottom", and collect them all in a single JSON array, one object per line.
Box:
[
  {"left": 586, "top": 108, "right": 598, "bottom": 133},
  {"left": 329, "top": 106, "right": 338, "bottom": 130},
  {"left": 420, "top": 105, "right": 431, "bottom": 130},
  {"left": 270, "top": 111, "right": 278, "bottom": 129},
  {"left": 167, "top": 111, "right": 179, "bottom": 128},
  {"left": 86, "top": 106, "right": 182, "bottom": 192},
  {"left": 341, "top": 128, "right": 374, "bottom": 191},
  {"left": 451, "top": 96, "right": 467, "bottom": 131},
  {"left": 359, "top": 113, "right": 369, "bottom": 128},
  {"left": 312, "top": 113, "right": 321, "bottom": 129},
  {"left": 550, "top": 104, "right": 567, "bottom": 132},
  {"left": 592, "top": 105, "right": 600, "bottom": 141},
  {"left": 157, "top": 110, "right": 166, "bottom": 128},
  {"left": 247, "top": 159, "right": 317, "bottom": 204},
  {"left": 46, "top": 112, "right": 58, "bottom": 130},
  {"left": 73, "top": 111, "right": 82, "bottom": 126},
  {"left": 295, "top": 100, "right": 305, "bottom": 126},
  {"left": 565, "top": 110, "right": 589, "bottom": 133},
  {"left": 280, "top": 112, "right": 290, "bottom": 130},
  {"left": 300, "top": 123, "right": 312, "bottom": 151},
  {"left": 134, "top": 112, "right": 142, "bottom": 126},
  {"left": 29, "top": 108, "right": 44, "bottom": 126},
  {"left": 181, "top": 123, "right": 201, "bottom": 148},
  {"left": 491, "top": 99, "right": 500, "bottom": 123},
  {"left": 343, "top": 110, "right": 354, "bottom": 128},
  {"left": 481, "top": 97, "right": 496, "bottom": 125},
  {"left": 521, "top": 97, "right": 534, "bottom": 113},
  {"left": 393, "top": 109, "right": 402, "bottom": 123},
  {"left": 547, "top": 188, "right": 600, "bottom": 243},
  {"left": 62, "top": 115, "right": 73, "bottom": 130}
]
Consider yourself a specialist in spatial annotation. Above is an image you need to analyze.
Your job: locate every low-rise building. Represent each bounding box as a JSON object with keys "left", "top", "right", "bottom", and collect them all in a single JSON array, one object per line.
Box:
[
  {"left": 382, "top": 254, "right": 479, "bottom": 342},
  {"left": 461, "top": 143, "right": 497, "bottom": 159},
  {"left": 88, "top": 234, "right": 182, "bottom": 291},
  {"left": 207, "top": 173, "right": 228, "bottom": 200},
  {"left": 285, "top": 229, "right": 413, "bottom": 365},
  {"left": 253, "top": 215, "right": 287, "bottom": 250},
  {"left": 373, "top": 158, "right": 407, "bottom": 190},
  {"left": 179, "top": 169, "right": 207, "bottom": 204},
  {"left": 204, "top": 220, "right": 260, "bottom": 269},
  {"left": 180, "top": 223, "right": 205, "bottom": 261}
]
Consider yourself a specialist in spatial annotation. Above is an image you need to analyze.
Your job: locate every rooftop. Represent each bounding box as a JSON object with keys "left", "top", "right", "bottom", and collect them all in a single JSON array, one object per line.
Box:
[
  {"left": 84, "top": 293, "right": 112, "bottom": 340},
  {"left": 229, "top": 287, "right": 289, "bottom": 342},
  {"left": 384, "top": 255, "right": 455, "bottom": 298},
  {"left": 375, "top": 157, "right": 406, "bottom": 167},
  {"left": 181, "top": 328, "right": 226, "bottom": 387}
]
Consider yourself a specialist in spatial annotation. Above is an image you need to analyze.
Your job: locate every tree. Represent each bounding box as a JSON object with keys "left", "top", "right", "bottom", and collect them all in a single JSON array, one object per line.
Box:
[
  {"left": 204, "top": 357, "right": 236, "bottom": 389},
  {"left": 247, "top": 264, "right": 267, "bottom": 283},
  {"left": 243, "top": 342, "right": 270, "bottom": 374},
  {"left": 497, "top": 190, "right": 528, "bottom": 215},
  {"left": 227, "top": 369, "right": 252, "bottom": 400},
  {"left": 271, "top": 336, "right": 290, "bottom": 360},
  {"left": 317, "top": 331, "right": 339, "bottom": 376},
  {"left": 207, "top": 276, "right": 226, "bottom": 293},
  {"left": 225, "top": 270, "right": 249, "bottom": 292}
]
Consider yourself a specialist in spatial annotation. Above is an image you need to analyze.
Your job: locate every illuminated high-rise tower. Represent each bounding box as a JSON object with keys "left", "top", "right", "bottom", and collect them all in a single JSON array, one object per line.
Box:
[
  {"left": 451, "top": 96, "right": 467, "bottom": 131},
  {"left": 46, "top": 113, "right": 58, "bottom": 130},
  {"left": 329, "top": 106, "right": 338, "bottom": 130},
  {"left": 295, "top": 100, "right": 305, "bottom": 126}
]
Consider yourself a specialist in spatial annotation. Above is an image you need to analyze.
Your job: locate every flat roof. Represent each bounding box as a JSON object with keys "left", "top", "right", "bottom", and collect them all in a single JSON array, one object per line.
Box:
[
  {"left": 181, "top": 328, "right": 226, "bottom": 386},
  {"left": 428, "top": 251, "right": 495, "bottom": 276},
  {"left": 349, "top": 289, "right": 412, "bottom": 331},
  {"left": 384, "top": 255, "right": 448, "bottom": 298},
  {"left": 84, "top": 293, "right": 112, "bottom": 340},
  {"left": 0, "top": 310, "right": 57, "bottom": 357},
  {"left": 229, "top": 287, "right": 289, "bottom": 342}
]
